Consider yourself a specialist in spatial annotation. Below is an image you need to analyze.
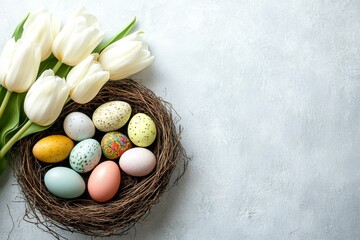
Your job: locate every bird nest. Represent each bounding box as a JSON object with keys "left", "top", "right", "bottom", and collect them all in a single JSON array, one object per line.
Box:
[{"left": 11, "top": 79, "right": 189, "bottom": 239}]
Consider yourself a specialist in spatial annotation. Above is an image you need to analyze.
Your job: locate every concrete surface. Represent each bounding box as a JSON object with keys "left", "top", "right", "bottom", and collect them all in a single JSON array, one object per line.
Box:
[{"left": 1, "top": 0, "right": 360, "bottom": 239}]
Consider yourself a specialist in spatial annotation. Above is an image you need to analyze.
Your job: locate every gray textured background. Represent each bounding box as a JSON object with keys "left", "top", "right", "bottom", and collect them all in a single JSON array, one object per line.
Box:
[{"left": 1, "top": 0, "right": 360, "bottom": 239}]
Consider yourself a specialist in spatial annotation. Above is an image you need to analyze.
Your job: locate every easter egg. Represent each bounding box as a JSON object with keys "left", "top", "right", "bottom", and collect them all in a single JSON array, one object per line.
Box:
[
  {"left": 44, "top": 167, "right": 86, "bottom": 199},
  {"left": 33, "top": 135, "right": 74, "bottom": 163},
  {"left": 101, "top": 132, "right": 132, "bottom": 159},
  {"left": 92, "top": 101, "right": 132, "bottom": 132},
  {"left": 69, "top": 139, "right": 102, "bottom": 173},
  {"left": 127, "top": 113, "right": 157, "bottom": 147},
  {"left": 63, "top": 112, "right": 95, "bottom": 141},
  {"left": 88, "top": 161, "right": 121, "bottom": 202},
  {"left": 119, "top": 147, "right": 156, "bottom": 177}
]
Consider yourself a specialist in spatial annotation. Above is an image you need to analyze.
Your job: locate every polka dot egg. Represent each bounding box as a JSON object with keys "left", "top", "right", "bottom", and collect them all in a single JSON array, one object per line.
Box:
[
  {"left": 92, "top": 101, "right": 132, "bottom": 132},
  {"left": 127, "top": 113, "right": 157, "bottom": 147},
  {"left": 101, "top": 132, "right": 132, "bottom": 159},
  {"left": 69, "top": 139, "right": 102, "bottom": 173}
]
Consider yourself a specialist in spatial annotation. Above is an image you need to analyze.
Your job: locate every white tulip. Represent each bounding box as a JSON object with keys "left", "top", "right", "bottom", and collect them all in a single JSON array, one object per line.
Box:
[
  {"left": 0, "top": 38, "right": 41, "bottom": 93},
  {"left": 52, "top": 7, "right": 104, "bottom": 66},
  {"left": 98, "top": 31, "right": 154, "bottom": 80},
  {"left": 66, "top": 54, "right": 109, "bottom": 104},
  {"left": 24, "top": 70, "right": 70, "bottom": 126},
  {"left": 22, "top": 8, "right": 60, "bottom": 60}
]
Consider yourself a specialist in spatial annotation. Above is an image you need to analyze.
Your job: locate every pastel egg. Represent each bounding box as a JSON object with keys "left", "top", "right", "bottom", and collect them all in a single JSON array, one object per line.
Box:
[
  {"left": 44, "top": 167, "right": 85, "bottom": 199},
  {"left": 63, "top": 112, "right": 95, "bottom": 141},
  {"left": 69, "top": 139, "right": 102, "bottom": 173},
  {"left": 119, "top": 147, "right": 156, "bottom": 177},
  {"left": 33, "top": 135, "right": 74, "bottom": 163},
  {"left": 92, "top": 101, "right": 132, "bottom": 132},
  {"left": 101, "top": 132, "right": 132, "bottom": 159},
  {"left": 88, "top": 161, "right": 121, "bottom": 202},
  {"left": 127, "top": 113, "right": 157, "bottom": 147}
]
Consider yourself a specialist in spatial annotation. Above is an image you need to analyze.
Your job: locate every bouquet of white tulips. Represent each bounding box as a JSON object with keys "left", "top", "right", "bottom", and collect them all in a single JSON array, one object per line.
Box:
[{"left": 0, "top": 8, "right": 154, "bottom": 174}]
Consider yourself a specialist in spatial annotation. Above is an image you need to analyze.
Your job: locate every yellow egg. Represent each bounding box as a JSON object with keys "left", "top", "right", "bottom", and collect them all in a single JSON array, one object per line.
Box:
[
  {"left": 128, "top": 113, "right": 157, "bottom": 147},
  {"left": 33, "top": 135, "right": 74, "bottom": 163}
]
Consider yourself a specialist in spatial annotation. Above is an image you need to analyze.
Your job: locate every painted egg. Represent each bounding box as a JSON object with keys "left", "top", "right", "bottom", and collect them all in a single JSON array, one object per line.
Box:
[
  {"left": 101, "top": 132, "right": 132, "bottom": 159},
  {"left": 44, "top": 167, "right": 85, "bottom": 199},
  {"left": 63, "top": 112, "right": 95, "bottom": 141},
  {"left": 69, "top": 139, "right": 102, "bottom": 173},
  {"left": 119, "top": 147, "right": 156, "bottom": 177},
  {"left": 33, "top": 135, "right": 74, "bottom": 163},
  {"left": 92, "top": 101, "right": 132, "bottom": 132},
  {"left": 127, "top": 113, "right": 157, "bottom": 147},
  {"left": 88, "top": 161, "right": 121, "bottom": 202}
]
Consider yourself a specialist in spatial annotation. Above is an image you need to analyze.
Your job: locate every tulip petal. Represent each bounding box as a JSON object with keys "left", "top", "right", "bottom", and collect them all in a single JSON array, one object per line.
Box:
[
  {"left": 24, "top": 70, "right": 69, "bottom": 126},
  {"left": 52, "top": 8, "right": 104, "bottom": 66},
  {"left": 70, "top": 70, "right": 109, "bottom": 104},
  {"left": 110, "top": 56, "right": 154, "bottom": 80},
  {"left": 4, "top": 40, "right": 41, "bottom": 92},
  {"left": 0, "top": 38, "right": 16, "bottom": 88}
]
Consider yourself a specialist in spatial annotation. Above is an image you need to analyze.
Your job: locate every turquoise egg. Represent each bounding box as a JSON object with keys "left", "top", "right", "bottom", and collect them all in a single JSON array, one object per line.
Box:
[{"left": 44, "top": 167, "right": 86, "bottom": 199}]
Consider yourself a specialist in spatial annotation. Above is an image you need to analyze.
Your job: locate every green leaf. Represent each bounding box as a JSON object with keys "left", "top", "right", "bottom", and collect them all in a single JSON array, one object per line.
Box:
[
  {"left": 16, "top": 92, "right": 27, "bottom": 129},
  {"left": 0, "top": 85, "right": 5, "bottom": 104},
  {"left": 57, "top": 64, "right": 72, "bottom": 78},
  {"left": 0, "top": 93, "right": 22, "bottom": 147},
  {"left": 12, "top": 13, "right": 29, "bottom": 41},
  {"left": 94, "top": 17, "right": 136, "bottom": 53},
  {"left": 38, "top": 54, "right": 58, "bottom": 76},
  {"left": 20, "top": 122, "right": 52, "bottom": 140}
]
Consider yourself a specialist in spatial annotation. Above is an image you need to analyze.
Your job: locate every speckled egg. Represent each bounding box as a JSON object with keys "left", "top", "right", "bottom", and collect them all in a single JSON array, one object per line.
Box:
[
  {"left": 92, "top": 101, "right": 132, "bottom": 132},
  {"left": 127, "top": 113, "right": 157, "bottom": 147},
  {"left": 101, "top": 132, "right": 132, "bottom": 159},
  {"left": 33, "top": 135, "right": 74, "bottom": 163},
  {"left": 63, "top": 112, "right": 95, "bottom": 141},
  {"left": 69, "top": 139, "right": 102, "bottom": 173}
]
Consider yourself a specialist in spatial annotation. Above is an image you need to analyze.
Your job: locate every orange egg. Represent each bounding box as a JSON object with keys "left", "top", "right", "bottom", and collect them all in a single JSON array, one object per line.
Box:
[
  {"left": 87, "top": 161, "right": 121, "bottom": 202},
  {"left": 33, "top": 135, "right": 74, "bottom": 163}
]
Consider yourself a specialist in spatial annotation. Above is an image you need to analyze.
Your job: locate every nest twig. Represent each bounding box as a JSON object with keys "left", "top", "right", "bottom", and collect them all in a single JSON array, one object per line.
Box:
[{"left": 11, "top": 79, "right": 189, "bottom": 239}]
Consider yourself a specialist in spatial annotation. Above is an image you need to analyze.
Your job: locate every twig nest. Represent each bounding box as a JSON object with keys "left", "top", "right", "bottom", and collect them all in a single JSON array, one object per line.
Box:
[{"left": 12, "top": 80, "right": 189, "bottom": 238}]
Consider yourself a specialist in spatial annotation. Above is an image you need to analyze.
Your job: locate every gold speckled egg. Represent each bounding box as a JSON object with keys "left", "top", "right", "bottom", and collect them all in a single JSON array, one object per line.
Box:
[
  {"left": 127, "top": 113, "right": 157, "bottom": 147},
  {"left": 92, "top": 101, "right": 132, "bottom": 132},
  {"left": 33, "top": 135, "right": 74, "bottom": 163}
]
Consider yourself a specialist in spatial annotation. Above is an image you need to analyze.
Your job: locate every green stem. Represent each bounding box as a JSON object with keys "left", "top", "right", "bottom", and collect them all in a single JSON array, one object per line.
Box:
[
  {"left": 52, "top": 61, "right": 63, "bottom": 74},
  {"left": 0, "top": 90, "right": 12, "bottom": 119},
  {"left": 0, "top": 120, "right": 32, "bottom": 159}
]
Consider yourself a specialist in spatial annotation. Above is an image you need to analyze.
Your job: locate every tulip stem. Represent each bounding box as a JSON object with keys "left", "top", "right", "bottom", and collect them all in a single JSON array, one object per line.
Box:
[
  {"left": 0, "top": 90, "right": 12, "bottom": 119},
  {"left": 53, "top": 61, "right": 63, "bottom": 74},
  {"left": 0, "top": 120, "right": 32, "bottom": 159}
]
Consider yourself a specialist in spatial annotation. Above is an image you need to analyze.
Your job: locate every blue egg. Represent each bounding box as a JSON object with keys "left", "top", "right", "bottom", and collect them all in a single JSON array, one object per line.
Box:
[{"left": 44, "top": 167, "right": 85, "bottom": 199}]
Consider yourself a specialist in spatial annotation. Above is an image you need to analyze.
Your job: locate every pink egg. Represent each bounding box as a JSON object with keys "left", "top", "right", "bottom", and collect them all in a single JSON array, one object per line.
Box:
[
  {"left": 88, "top": 161, "right": 121, "bottom": 202},
  {"left": 119, "top": 147, "right": 156, "bottom": 177}
]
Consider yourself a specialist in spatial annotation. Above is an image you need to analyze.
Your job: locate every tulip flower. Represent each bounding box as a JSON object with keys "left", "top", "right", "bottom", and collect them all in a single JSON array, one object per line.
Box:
[
  {"left": 0, "top": 38, "right": 41, "bottom": 93},
  {"left": 24, "top": 70, "right": 70, "bottom": 126},
  {"left": 21, "top": 8, "right": 60, "bottom": 60},
  {"left": 66, "top": 54, "right": 109, "bottom": 104},
  {"left": 52, "top": 7, "right": 104, "bottom": 66},
  {"left": 98, "top": 31, "right": 154, "bottom": 80}
]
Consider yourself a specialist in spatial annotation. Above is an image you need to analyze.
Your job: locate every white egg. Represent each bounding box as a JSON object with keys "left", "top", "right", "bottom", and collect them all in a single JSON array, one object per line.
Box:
[
  {"left": 63, "top": 112, "right": 95, "bottom": 141},
  {"left": 69, "top": 139, "right": 102, "bottom": 173},
  {"left": 119, "top": 147, "right": 156, "bottom": 177}
]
